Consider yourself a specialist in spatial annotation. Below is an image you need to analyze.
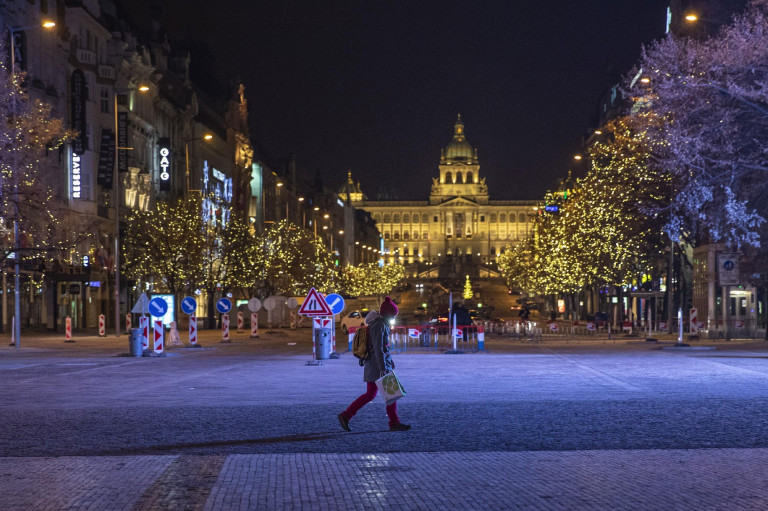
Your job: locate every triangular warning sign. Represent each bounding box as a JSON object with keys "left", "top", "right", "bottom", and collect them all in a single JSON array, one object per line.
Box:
[
  {"left": 298, "top": 287, "right": 333, "bottom": 316},
  {"left": 132, "top": 292, "right": 150, "bottom": 314}
]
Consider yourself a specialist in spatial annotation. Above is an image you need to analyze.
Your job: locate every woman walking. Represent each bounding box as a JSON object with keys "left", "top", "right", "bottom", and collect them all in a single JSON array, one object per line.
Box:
[{"left": 338, "top": 296, "right": 411, "bottom": 432}]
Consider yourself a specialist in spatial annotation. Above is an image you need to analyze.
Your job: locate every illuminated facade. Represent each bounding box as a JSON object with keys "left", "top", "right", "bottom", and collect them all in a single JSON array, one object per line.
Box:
[{"left": 346, "top": 116, "right": 536, "bottom": 279}]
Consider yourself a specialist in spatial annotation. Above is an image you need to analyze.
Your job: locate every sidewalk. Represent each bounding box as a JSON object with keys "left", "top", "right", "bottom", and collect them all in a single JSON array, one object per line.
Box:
[{"left": 2, "top": 449, "right": 767, "bottom": 510}]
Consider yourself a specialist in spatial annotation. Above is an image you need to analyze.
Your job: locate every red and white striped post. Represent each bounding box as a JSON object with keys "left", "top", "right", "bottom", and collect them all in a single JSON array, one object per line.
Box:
[
  {"left": 689, "top": 307, "right": 699, "bottom": 335},
  {"left": 250, "top": 312, "right": 259, "bottom": 338},
  {"left": 125, "top": 313, "right": 132, "bottom": 332},
  {"left": 221, "top": 314, "right": 230, "bottom": 342},
  {"left": 65, "top": 316, "right": 73, "bottom": 342},
  {"left": 189, "top": 315, "right": 198, "bottom": 345},
  {"left": 348, "top": 326, "right": 356, "bottom": 351},
  {"left": 153, "top": 320, "right": 164, "bottom": 354},
  {"left": 140, "top": 316, "right": 149, "bottom": 349},
  {"left": 98, "top": 314, "right": 106, "bottom": 337},
  {"left": 237, "top": 311, "right": 244, "bottom": 333},
  {"left": 477, "top": 325, "right": 485, "bottom": 350}
]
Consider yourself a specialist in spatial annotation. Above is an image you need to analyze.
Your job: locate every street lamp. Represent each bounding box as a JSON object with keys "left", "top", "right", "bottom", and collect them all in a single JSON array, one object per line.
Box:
[
  {"left": 8, "top": 20, "right": 56, "bottom": 348},
  {"left": 113, "top": 85, "right": 149, "bottom": 337}
]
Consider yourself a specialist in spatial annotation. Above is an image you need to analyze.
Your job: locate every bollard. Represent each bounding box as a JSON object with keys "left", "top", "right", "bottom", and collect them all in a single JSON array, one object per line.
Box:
[
  {"left": 189, "top": 315, "right": 198, "bottom": 345},
  {"left": 65, "top": 316, "right": 74, "bottom": 342},
  {"left": 128, "top": 328, "right": 143, "bottom": 357},
  {"left": 250, "top": 312, "right": 259, "bottom": 338},
  {"left": 221, "top": 314, "right": 230, "bottom": 342},
  {"left": 98, "top": 314, "right": 106, "bottom": 337},
  {"left": 153, "top": 320, "right": 164, "bottom": 354},
  {"left": 140, "top": 316, "right": 149, "bottom": 349},
  {"left": 126, "top": 313, "right": 132, "bottom": 332},
  {"left": 237, "top": 311, "right": 244, "bottom": 333},
  {"left": 348, "top": 326, "right": 356, "bottom": 351},
  {"left": 478, "top": 326, "right": 485, "bottom": 350}
]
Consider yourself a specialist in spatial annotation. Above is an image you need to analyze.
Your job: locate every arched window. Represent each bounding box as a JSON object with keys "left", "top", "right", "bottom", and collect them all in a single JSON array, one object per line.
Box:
[
  {"left": 509, "top": 212, "right": 516, "bottom": 223},
  {"left": 403, "top": 213, "right": 410, "bottom": 223},
  {"left": 404, "top": 247, "right": 409, "bottom": 256},
  {"left": 519, "top": 213, "right": 526, "bottom": 223},
  {"left": 490, "top": 213, "right": 497, "bottom": 223},
  {"left": 413, "top": 246, "right": 419, "bottom": 256},
  {"left": 393, "top": 214, "right": 400, "bottom": 223},
  {"left": 384, "top": 232, "right": 390, "bottom": 240},
  {"left": 500, "top": 213, "right": 506, "bottom": 222},
  {"left": 394, "top": 232, "right": 400, "bottom": 240},
  {"left": 445, "top": 171, "right": 453, "bottom": 184},
  {"left": 403, "top": 231, "right": 410, "bottom": 240},
  {"left": 383, "top": 214, "right": 391, "bottom": 223},
  {"left": 423, "top": 231, "right": 428, "bottom": 240},
  {"left": 466, "top": 171, "right": 473, "bottom": 183},
  {"left": 456, "top": 172, "right": 463, "bottom": 184}
]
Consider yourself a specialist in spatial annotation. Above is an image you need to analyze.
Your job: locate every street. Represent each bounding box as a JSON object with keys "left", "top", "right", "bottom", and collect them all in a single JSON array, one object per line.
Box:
[{"left": 1, "top": 332, "right": 768, "bottom": 509}]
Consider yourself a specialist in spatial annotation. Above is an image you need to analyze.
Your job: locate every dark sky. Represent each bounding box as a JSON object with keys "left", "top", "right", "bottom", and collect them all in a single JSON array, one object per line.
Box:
[{"left": 125, "top": 1, "right": 670, "bottom": 200}]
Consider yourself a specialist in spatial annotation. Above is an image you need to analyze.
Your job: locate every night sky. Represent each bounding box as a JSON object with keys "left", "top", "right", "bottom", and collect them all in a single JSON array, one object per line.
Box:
[{"left": 125, "top": 1, "right": 670, "bottom": 200}]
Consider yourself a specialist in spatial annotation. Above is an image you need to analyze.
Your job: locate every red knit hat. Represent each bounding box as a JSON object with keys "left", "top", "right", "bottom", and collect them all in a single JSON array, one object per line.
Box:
[{"left": 379, "top": 296, "right": 399, "bottom": 317}]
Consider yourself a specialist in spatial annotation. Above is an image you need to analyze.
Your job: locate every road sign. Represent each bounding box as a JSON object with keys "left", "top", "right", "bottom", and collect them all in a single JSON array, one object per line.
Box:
[
  {"left": 149, "top": 297, "right": 168, "bottom": 317},
  {"left": 298, "top": 287, "right": 333, "bottom": 316},
  {"left": 216, "top": 298, "right": 232, "bottom": 314},
  {"left": 324, "top": 293, "right": 345, "bottom": 315},
  {"left": 263, "top": 296, "right": 276, "bottom": 311},
  {"left": 717, "top": 253, "right": 740, "bottom": 286},
  {"left": 248, "top": 297, "right": 262, "bottom": 312},
  {"left": 140, "top": 316, "right": 149, "bottom": 349},
  {"left": 153, "top": 320, "right": 164, "bottom": 353},
  {"left": 408, "top": 328, "right": 420, "bottom": 339},
  {"left": 189, "top": 316, "right": 198, "bottom": 345},
  {"left": 132, "top": 292, "right": 150, "bottom": 314},
  {"left": 313, "top": 317, "right": 332, "bottom": 329},
  {"left": 181, "top": 296, "right": 197, "bottom": 315},
  {"left": 286, "top": 297, "right": 298, "bottom": 309},
  {"left": 453, "top": 328, "right": 463, "bottom": 338}
]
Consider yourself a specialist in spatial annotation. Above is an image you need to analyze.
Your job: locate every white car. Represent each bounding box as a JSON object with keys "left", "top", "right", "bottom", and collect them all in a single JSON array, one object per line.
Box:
[{"left": 340, "top": 310, "right": 367, "bottom": 334}]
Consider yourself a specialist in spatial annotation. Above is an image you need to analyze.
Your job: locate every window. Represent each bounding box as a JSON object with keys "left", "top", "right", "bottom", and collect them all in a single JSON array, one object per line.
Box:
[
  {"left": 100, "top": 88, "right": 110, "bottom": 114},
  {"left": 491, "top": 247, "right": 496, "bottom": 255},
  {"left": 433, "top": 216, "right": 438, "bottom": 222},
  {"left": 41, "top": 0, "right": 48, "bottom": 13},
  {"left": 445, "top": 172, "right": 452, "bottom": 183},
  {"left": 456, "top": 172, "right": 463, "bottom": 184},
  {"left": 394, "top": 232, "right": 400, "bottom": 240},
  {"left": 403, "top": 213, "right": 410, "bottom": 223},
  {"left": 480, "top": 215, "right": 485, "bottom": 222},
  {"left": 384, "top": 214, "right": 391, "bottom": 223},
  {"left": 466, "top": 171, "right": 473, "bottom": 183},
  {"left": 393, "top": 214, "right": 400, "bottom": 223},
  {"left": 403, "top": 231, "right": 410, "bottom": 240},
  {"left": 404, "top": 247, "right": 409, "bottom": 256},
  {"left": 509, "top": 212, "right": 516, "bottom": 223},
  {"left": 384, "top": 232, "right": 390, "bottom": 240},
  {"left": 519, "top": 213, "right": 526, "bottom": 223},
  {"left": 490, "top": 213, "right": 497, "bottom": 223},
  {"left": 373, "top": 213, "right": 381, "bottom": 222},
  {"left": 422, "top": 232, "right": 428, "bottom": 240},
  {"left": 413, "top": 246, "right": 419, "bottom": 256},
  {"left": 412, "top": 213, "right": 420, "bottom": 223}
]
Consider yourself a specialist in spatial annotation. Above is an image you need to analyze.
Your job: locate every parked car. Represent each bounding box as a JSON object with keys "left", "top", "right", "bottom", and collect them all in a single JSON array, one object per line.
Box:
[{"left": 340, "top": 310, "right": 367, "bottom": 334}]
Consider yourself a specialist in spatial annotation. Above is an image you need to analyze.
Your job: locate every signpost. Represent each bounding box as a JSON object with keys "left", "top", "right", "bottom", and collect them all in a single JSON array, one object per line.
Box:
[
  {"left": 324, "top": 294, "right": 344, "bottom": 355},
  {"left": 153, "top": 319, "right": 164, "bottom": 354},
  {"left": 148, "top": 297, "right": 168, "bottom": 319},
  {"left": 181, "top": 296, "right": 198, "bottom": 346},
  {"left": 132, "top": 292, "right": 150, "bottom": 349},
  {"left": 217, "top": 298, "right": 232, "bottom": 342},
  {"left": 98, "top": 314, "right": 106, "bottom": 337},
  {"left": 299, "top": 288, "right": 333, "bottom": 365},
  {"left": 248, "top": 298, "right": 261, "bottom": 338}
]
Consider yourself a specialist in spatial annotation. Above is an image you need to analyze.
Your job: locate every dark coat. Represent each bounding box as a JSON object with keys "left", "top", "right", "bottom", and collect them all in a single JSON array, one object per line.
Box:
[{"left": 363, "top": 310, "right": 394, "bottom": 382}]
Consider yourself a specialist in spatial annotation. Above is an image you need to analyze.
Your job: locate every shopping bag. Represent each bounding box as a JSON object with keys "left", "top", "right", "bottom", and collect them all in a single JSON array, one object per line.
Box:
[{"left": 375, "top": 371, "right": 406, "bottom": 406}]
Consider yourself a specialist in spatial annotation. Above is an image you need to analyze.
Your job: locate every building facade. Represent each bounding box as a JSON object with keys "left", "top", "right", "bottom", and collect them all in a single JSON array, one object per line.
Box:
[{"left": 347, "top": 116, "right": 537, "bottom": 280}]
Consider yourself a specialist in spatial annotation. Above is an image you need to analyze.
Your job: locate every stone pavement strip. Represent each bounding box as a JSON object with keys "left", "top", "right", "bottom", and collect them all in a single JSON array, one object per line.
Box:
[{"left": 1, "top": 449, "right": 768, "bottom": 510}]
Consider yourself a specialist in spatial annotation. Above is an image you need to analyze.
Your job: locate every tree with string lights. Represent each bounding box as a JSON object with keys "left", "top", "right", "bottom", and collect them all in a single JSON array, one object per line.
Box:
[{"left": 340, "top": 262, "right": 405, "bottom": 299}]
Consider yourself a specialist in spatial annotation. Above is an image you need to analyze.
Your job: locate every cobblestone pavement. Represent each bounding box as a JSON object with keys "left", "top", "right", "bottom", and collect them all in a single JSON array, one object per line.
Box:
[
  {"left": 1, "top": 449, "right": 768, "bottom": 510},
  {"left": 1, "top": 332, "right": 767, "bottom": 509}
]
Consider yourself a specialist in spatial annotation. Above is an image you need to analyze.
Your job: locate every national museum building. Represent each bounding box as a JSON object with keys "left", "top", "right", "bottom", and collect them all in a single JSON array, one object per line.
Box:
[{"left": 340, "top": 116, "right": 537, "bottom": 280}]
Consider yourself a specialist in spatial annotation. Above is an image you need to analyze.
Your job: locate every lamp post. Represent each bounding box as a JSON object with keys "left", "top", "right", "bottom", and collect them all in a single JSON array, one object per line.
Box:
[
  {"left": 113, "top": 85, "right": 148, "bottom": 337},
  {"left": 8, "top": 20, "right": 55, "bottom": 348}
]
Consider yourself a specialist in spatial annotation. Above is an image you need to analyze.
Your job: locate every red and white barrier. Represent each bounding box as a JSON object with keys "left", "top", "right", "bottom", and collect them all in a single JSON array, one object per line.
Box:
[
  {"left": 221, "top": 314, "right": 230, "bottom": 342},
  {"left": 348, "top": 326, "right": 357, "bottom": 351},
  {"left": 140, "top": 316, "right": 149, "bottom": 349},
  {"left": 250, "top": 312, "right": 259, "bottom": 338},
  {"left": 126, "top": 313, "right": 132, "bottom": 332},
  {"left": 189, "top": 315, "right": 198, "bottom": 345},
  {"left": 98, "top": 314, "right": 106, "bottom": 337},
  {"left": 65, "top": 316, "right": 73, "bottom": 342},
  {"left": 690, "top": 308, "right": 699, "bottom": 335},
  {"left": 477, "top": 326, "right": 485, "bottom": 350},
  {"left": 153, "top": 320, "right": 164, "bottom": 354},
  {"left": 237, "top": 311, "right": 244, "bottom": 333}
]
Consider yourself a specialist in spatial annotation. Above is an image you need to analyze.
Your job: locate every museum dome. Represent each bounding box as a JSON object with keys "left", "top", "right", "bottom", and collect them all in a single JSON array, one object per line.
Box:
[{"left": 442, "top": 114, "right": 478, "bottom": 164}]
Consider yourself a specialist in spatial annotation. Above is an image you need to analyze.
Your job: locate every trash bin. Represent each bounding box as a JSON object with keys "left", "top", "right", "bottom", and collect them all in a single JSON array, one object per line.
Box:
[
  {"left": 129, "top": 328, "right": 144, "bottom": 357},
  {"left": 315, "top": 327, "right": 332, "bottom": 360}
]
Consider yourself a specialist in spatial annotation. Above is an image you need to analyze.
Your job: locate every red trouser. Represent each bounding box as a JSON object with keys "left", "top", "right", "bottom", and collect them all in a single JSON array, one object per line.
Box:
[{"left": 342, "top": 382, "right": 399, "bottom": 425}]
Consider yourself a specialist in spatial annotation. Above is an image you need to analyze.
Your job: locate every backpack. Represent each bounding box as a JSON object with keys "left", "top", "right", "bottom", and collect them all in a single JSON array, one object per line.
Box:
[{"left": 352, "top": 325, "right": 371, "bottom": 366}]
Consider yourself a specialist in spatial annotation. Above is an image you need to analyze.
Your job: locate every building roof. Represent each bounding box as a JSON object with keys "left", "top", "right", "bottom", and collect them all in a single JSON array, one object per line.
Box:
[{"left": 442, "top": 114, "right": 478, "bottom": 164}]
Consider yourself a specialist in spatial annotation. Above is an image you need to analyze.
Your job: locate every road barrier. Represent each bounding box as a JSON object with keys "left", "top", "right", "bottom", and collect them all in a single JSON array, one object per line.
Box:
[{"left": 389, "top": 325, "right": 482, "bottom": 352}]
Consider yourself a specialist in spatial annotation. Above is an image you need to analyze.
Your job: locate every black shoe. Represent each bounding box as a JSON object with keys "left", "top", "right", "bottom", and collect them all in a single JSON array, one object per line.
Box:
[
  {"left": 389, "top": 422, "right": 411, "bottom": 432},
  {"left": 338, "top": 413, "right": 351, "bottom": 432}
]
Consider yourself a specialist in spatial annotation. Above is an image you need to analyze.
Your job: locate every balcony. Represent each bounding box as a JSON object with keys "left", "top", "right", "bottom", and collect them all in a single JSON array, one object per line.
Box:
[
  {"left": 75, "top": 48, "right": 96, "bottom": 66},
  {"left": 98, "top": 64, "right": 115, "bottom": 81}
]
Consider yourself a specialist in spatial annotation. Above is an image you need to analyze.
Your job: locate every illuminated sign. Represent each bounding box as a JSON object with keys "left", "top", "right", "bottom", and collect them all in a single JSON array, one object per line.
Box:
[
  {"left": 212, "top": 167, "right": 226, "bottom": 181},
  {"left": 71, "top": 70, "right": 87, "bottom": 155},
  {"left": 71, "top": 153, "right": 82, "bottom": 199},
  {"left": 158, "top": 137, "right": 171, "bottom": 191},
  {"left": 544, "top": 205, "right": 559, "bottom": 212}
]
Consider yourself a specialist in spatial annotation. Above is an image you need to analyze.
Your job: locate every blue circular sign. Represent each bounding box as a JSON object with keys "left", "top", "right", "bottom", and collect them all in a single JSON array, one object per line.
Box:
[
  {"left": 216, "top": 298, "right": 232, "bottom": 314},
  {"left": 324, "top": 293, "right": 345, "bottom": 315},
  {"left": 148, "top": 297, "right": 168, "bottom": 317},
  {"left": 181, "top": 296, "right": 197, "bottom": 315}
]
